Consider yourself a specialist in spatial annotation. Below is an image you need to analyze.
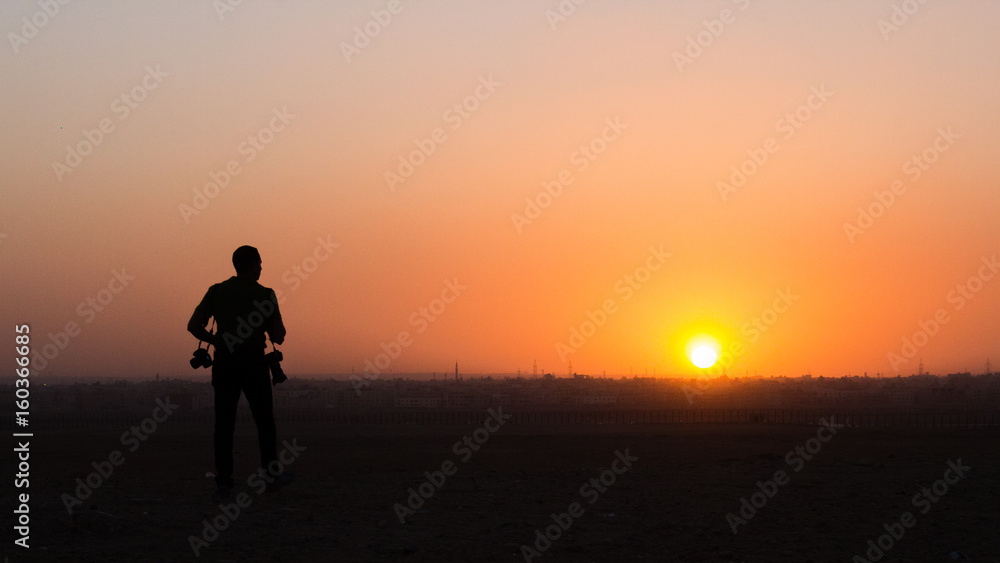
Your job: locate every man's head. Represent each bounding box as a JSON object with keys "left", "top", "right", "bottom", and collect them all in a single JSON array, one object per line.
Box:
[{"left": 232, "top": 245, "right": 262, "bottom": 280}]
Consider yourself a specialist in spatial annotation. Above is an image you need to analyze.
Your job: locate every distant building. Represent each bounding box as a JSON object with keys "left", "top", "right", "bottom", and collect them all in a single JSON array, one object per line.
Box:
[
  {"left": 395, "top": 397, "right": 441, "bottom": 408},
  {"left": 572, "top": 395, "right": 616, "bottom": 406}
]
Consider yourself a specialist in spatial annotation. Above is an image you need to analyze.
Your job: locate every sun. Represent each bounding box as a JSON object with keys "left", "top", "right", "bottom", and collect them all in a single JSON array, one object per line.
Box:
[
  {"left": 686, "top": 335, "right": 721, "bottom": 369},
  {"left": 690, "top": 345, "right": 718, "bottom": 369}
]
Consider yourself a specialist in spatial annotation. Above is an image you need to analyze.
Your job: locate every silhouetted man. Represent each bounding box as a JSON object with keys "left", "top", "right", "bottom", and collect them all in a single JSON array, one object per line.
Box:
[{"left": 187, "top": 245, "right": 290, "bottom": 498}]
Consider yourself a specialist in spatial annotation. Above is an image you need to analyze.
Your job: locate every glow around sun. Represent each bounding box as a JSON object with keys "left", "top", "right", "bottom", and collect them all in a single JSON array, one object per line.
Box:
[{"left": 686, "top": 336, "right": 721, "bottom": 369}]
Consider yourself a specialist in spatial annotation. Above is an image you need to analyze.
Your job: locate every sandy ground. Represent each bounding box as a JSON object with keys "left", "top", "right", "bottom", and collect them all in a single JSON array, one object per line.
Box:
[{"left": 4, "top": 420, "right": 999, "bottom": 562}]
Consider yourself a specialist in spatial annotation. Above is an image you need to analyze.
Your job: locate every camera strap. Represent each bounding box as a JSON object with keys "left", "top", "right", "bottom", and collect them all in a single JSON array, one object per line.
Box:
[{"left": 205, "top": 318, "right": 216, "bottom": 352}]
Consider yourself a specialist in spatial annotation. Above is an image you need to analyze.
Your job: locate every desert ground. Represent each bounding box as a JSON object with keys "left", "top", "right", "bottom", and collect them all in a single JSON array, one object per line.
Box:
[{"left": 5, "top": 418, "right": 999, "bottom": 562}]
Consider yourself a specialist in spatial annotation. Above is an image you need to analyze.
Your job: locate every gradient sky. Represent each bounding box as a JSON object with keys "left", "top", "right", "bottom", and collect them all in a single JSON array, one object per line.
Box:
[{"left": 3, "top": 0, "right": 1000, "bottom": 379}]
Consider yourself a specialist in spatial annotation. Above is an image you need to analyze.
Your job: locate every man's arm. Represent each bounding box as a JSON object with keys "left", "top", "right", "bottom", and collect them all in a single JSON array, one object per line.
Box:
[
  {"left": 188, "top": 286, "right": 217, "bottom": 346},
  {"left": 187, "top": 309, "right": 216, "bottom": 346},
  {"left": 266, "top": 289, "right": 286, "bottom": 345},
  {"left": 269, "top": 315, "right": 286, "bottom": 345}
]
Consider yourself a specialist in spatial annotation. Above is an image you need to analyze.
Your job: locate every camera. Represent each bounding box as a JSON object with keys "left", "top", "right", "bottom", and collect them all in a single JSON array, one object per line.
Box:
[
  {"left": 267, "top": 348, "right": 286, "bottom": 386},
  {"left": 190, "top": 347, "right": 213, "bottom": 369}
]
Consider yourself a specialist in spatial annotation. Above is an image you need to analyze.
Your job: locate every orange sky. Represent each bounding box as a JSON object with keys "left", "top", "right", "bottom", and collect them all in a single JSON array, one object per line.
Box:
[{"left": 3, "top": 0, "right": 1000, "bottom": 379}]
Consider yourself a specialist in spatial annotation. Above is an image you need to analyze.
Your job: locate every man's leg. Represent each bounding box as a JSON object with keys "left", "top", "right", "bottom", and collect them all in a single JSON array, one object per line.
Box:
[
  {"left": 242, "top": 363, "right": 278, "bottom": 472},
  {"left": 213, "top": 372, "right": 241, "bottom": 489}
]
